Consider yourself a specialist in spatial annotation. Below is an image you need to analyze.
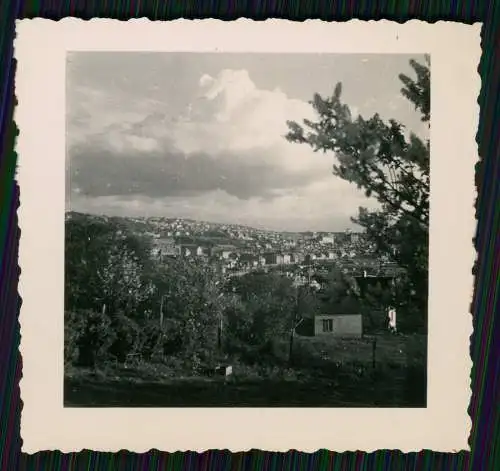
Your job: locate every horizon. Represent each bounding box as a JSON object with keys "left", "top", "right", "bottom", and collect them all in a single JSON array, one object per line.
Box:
[{"left": 66, "top": 209, "right": 365, "bottom": 234}]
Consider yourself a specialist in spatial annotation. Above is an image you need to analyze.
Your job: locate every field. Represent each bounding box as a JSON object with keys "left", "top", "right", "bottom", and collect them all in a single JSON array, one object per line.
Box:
[
  {"left": 290, "top": 333, "right": 426, "bottom": 368},
  {"left": 64, "top": 334, "right": 427, "bottom": 408}
]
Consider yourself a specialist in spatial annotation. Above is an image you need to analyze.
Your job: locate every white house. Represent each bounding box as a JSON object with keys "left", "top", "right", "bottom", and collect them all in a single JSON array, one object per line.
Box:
[{"left": 314, "top": 314, "right": 362, "bottom": 338}]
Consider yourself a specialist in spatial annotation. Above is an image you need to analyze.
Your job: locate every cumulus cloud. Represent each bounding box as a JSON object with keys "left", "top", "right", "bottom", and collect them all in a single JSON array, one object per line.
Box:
[
  {"left": 68, "top": 67, "right": 376, "bottom": 229},
  {"left": 69, "top": 69, "right": 329, "bottom": 195}
]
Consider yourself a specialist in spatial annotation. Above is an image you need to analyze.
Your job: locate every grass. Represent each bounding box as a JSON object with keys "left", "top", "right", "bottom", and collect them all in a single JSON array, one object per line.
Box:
[
  {"left": 291, "top": 333, "right": 427, "bottom": 368},
  {"left": 64, "top": 334, "right": 427, "bottom": 408}
]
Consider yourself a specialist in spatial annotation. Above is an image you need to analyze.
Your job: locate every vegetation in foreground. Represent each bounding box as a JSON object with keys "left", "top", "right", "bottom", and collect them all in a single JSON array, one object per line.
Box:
[{"left": 65, "top": 334, "right": 426, "bottom": 407}]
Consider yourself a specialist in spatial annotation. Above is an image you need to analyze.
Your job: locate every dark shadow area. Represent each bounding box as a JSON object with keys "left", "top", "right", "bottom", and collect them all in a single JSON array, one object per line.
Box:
[{"left": 64, "top": 363, "right": 426, "bottom": 408}]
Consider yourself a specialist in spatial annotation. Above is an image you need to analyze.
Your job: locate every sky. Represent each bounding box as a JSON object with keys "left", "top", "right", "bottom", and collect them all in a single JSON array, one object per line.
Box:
[{"left": 66, "top": 52, "right": 428, "bottom": 231}]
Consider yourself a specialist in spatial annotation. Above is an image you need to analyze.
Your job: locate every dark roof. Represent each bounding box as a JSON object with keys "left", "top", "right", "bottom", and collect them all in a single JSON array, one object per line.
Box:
[
  {"left": 213, "top": 245, "right": 237, "bottom": 251},
  {"left": 322, "top": 296, "right": 361, "bottom": 315},
  {"left": 318, "top": 312, "right": 362, "bottom": 317},
  {"left": 240, "top": 253, "right": 258, "bottom": 261},
  {"left": 355, "top": 276, "right": 394, "bottom": 293}
]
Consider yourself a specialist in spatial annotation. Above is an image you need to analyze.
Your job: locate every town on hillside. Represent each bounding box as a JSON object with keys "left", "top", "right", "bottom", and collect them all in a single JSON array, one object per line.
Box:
[{"left": 66, "top": 211, "right": 404, "bottom": 284}]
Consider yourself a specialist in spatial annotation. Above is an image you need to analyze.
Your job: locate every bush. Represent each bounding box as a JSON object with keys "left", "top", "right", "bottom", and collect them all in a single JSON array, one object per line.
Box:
[
  {"left": 108, "top": 313, "right": 141, "bottom": 363},
  {"left": 64, "top": 309, "right": 116, "bottom": 368}
]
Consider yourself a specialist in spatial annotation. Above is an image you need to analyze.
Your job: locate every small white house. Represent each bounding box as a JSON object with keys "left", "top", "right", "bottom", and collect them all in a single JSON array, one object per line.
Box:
[{"left": 314, "top": 314, "right": 362, "bottom": 338}]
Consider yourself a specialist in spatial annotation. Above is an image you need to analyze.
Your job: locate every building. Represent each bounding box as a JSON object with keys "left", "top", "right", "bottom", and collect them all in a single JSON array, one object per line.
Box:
[
  {"left": 264, "top": 252, "right": 284, "bottom": 265},
  {"left": 179, "top": 245, "right": 194, "bottom": 257},
  {"left": 213, "top": 244, "right": 237, "bottom": 260},
  {"left": 239, "top": 253, "right": 259, "bottom": 268},
  {"left": 179, "top": 244, "right": 205, "bottom": 258},
  {"left": 152, "top": 237, "right": 179, "bottom": 259},
  {"left": 219, "top": 250, "right": 229, "bottom": 259},
  {"left": 311, "top": 294, "right": 364, "bottom": 338},
  {"left": 320, "top": 235, "right": 335, "bottom": 245},
  {"left": 314, "top": 313, "right": 363, "bottom": 338},
  {"left": 293, "top": 252, "right": 305, "bottom": 264},
  {"left": 304, "top": 254, "right": 316, "bottom": 264}
]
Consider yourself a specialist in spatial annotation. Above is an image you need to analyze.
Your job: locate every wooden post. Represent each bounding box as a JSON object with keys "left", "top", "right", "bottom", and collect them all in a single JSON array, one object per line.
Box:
[
  {"left": 218, "top": 315, "right": 223, "bottom": 350},
  {"left": 372, "top": 337, "right": 377, "bottom": 369},
  {"left": 289, "top": 288, "right": 299, "bottom": 363},
  {"left": 288, "top": 326, "right": 295, "bottom": 364},
  {"left": 159, "top": 295, "right": 165, "bottom": 329}
]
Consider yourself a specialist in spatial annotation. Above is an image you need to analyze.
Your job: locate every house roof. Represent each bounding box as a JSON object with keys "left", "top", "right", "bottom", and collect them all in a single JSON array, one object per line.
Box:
[
  {"left": 317, "top": 312, "right": 362, "bottom": 317},
  {"left": 180, "top": 244, "right": 201, "bottom": 250},
  {"left": 354, "top": 276, "right": 394, "bottom": 293},
  {"left": 321, "top": 295, "right": 361, "bottom": 315},
  {"left": 213, "top": 245, "right": 237, "bottom": 251}
]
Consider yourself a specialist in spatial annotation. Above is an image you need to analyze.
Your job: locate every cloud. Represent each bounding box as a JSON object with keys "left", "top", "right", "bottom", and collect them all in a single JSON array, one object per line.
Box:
[
  {"left": 69, "top": 179, "right": 374, "bottom": 232},
  {"left": 68, "top": 67, "right": 376, "bottom": 229},
  {"left": 68, "top": 68, "right": 330, "bottom": 197},
  {"left": 178, "top": 70, "right": 318, "bottom": 164},
  {"left": 69, "top": 145, "right": 324, "bottom": 201}
]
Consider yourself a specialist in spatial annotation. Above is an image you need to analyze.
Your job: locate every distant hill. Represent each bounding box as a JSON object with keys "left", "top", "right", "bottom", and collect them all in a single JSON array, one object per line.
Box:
[{"left": 64, "top": 211, "right": 365, "bottom": 239}]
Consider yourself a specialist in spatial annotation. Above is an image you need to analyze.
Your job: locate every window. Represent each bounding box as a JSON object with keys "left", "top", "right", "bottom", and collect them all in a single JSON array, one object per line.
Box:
[{"left": 322, "top": 319, "right": 333, "bottom": 332}]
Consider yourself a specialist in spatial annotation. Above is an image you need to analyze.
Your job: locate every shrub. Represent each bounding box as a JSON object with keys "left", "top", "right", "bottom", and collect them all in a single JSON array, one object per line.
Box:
[{"left": 64, "top": 309, "right": 116, "bottom": 368}]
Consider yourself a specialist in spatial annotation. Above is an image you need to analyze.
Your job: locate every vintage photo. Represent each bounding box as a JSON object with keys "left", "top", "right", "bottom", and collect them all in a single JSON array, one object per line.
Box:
[
  {"left": 64, "top": 51, "right": 430, "bottom": 407},
  {"left": 17, "top": 19, "right": 478, "bottom": 452}
]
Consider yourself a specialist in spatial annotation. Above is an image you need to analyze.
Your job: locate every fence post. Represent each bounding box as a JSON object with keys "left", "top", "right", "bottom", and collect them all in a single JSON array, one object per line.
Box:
[
  {"left": 372, "top": 337, "right": 377, "bottom": 369},
  {"left": 288, "top": 327, "right": 294, "bottom": 364}
]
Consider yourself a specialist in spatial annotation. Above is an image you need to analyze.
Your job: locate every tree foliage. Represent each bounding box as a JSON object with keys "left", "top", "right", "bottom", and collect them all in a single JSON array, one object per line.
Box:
[
  {"left": 285, "top": 57, "right": 430, "bottom": 331},
  {"left": 65, "top": 309, "right": 116, "bottom": 367},
  {"left": 65, "top": 216, "right": 155, "bottom": 366},
  {"left": 225, "top": 272, "right": 297, "bottom": 356},
  {"left": 317, "top": 269, "right": 360, "bottom": 314},
  {"left": 65, "top": 216, "right": 154, "bottom": 316},
  {"left": 153, "top": 257, "right": 225, "bottom": 368}
]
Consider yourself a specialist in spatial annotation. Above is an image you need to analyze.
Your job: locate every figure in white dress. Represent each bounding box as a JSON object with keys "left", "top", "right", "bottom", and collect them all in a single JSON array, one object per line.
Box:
[{"left": 387, "top": 307, "right": 397, "bottom": 334}]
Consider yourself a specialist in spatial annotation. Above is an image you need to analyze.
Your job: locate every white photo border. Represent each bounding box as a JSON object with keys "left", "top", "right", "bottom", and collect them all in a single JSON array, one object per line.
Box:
[{"left": 15, "top": 18, "right": 479, "bottom": 453}]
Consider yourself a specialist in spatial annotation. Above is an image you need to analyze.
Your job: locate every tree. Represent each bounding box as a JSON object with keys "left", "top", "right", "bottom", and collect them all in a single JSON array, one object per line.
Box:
[
  {"left": 355, "top": 276, "right": 395, "bottom": 332},
  {"left": 65, "top": 214, "right": 156, "bottom": 366},
  {"left": 65, "top": 215, "right": 154, "bottom": 316},
  {"left": 317, "top": 269, "right": 359, "bottom": 314},
  {"left": 296, "top": 284, "right": 321, "bottom": 320},
  {"left": 152, "top": 257, "right": 226, "bottom": 369},
  {"left": 64, "top": 308, "right": 116, "bottom": 368},
  {"left": 225, "top": 272, "right": 297, "bottom": 358},
  {"left": 285, "top": 57, "right": 430, "bottom": 331}
]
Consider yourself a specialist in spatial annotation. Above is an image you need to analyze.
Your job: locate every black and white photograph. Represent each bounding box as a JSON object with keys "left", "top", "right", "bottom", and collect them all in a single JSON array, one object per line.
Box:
[
  {"left": 63, "top": 51, "right": 430, "bottom": 408},
  {"left": 16, "top": 19, "right": 479, "bottom": 452}
]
